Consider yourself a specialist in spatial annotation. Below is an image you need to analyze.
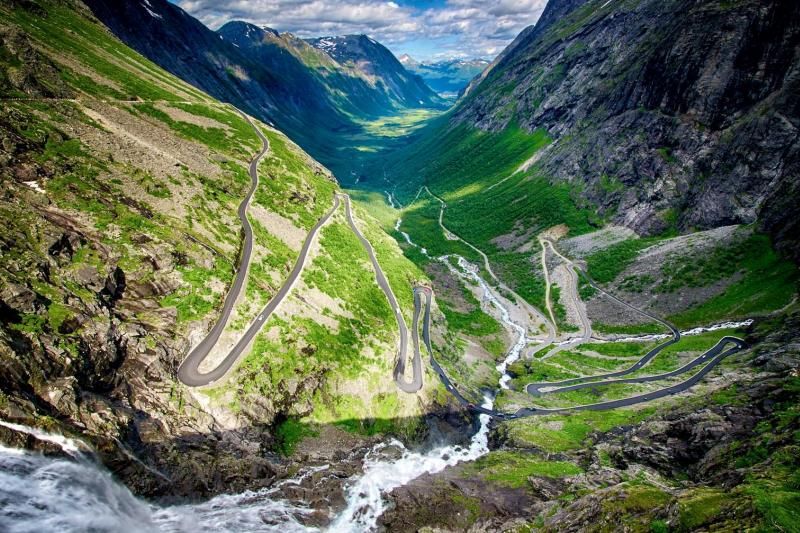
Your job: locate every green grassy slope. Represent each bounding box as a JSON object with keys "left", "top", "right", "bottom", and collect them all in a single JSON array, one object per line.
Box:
[
  {"left": 373, "top": 116, "right": 597, "bottom": 313},
  {"left": 0, "top": 0, "right": 446, "bottom": 483}
]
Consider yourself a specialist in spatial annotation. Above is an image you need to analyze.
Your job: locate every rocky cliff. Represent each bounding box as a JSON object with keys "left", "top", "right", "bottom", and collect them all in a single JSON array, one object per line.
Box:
[
  {"left": 380, "top": 309, "right": 800, "bottom": 531},
  {"left": 400, "top": 0, "right": 800, "bottom": 260}
]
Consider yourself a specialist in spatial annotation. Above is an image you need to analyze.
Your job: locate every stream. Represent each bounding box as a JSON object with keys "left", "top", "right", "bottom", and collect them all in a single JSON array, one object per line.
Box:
[
  {"left": 607, "top": 319, "right": 754, "bottom": 343},
  {"left": 0, "top": 215, "right": 532, "bottom": 533}
]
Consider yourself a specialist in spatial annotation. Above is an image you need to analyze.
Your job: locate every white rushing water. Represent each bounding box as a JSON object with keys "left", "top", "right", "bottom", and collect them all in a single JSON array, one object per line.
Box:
[
  {"left": 394, "top": 217, "right": 428, "bottom": 257},
  {"left": 607, "top": 319, "right": 754, "bottom": 343},
  {"left": 329, "top": 400, "right": 492, "bottom": 531},
  {"left": 0, "top": 208, "right": 531, "bottom": 533},
  {"left": 153, "top": 467, "right": 326, "bottom": 532},
  {"left": 0, "top": 445, "right": 157, "bottom": 533},
  {"left": 384, "top": 191, "right": 398, "bottom": 209},
  {"left": 0, "top": 420, "right": 90, "bottom": 456},
  {"left": 328, "top": 220, "right": 532, "bottom": 531},
  {"left": 442, "top": 256, "right": 529, "bottom": 389},
  {"left": 1, "top": 396, "right": 496, "bottom": 533}
]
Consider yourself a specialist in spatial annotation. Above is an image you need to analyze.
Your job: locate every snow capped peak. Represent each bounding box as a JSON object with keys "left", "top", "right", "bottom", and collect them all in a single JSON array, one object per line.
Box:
[
  {"left": 260, "top": 26, "right": 280, "bottom": 37},
  {"left": 314, "top": 37, "right": 339, "bottom": 54}
]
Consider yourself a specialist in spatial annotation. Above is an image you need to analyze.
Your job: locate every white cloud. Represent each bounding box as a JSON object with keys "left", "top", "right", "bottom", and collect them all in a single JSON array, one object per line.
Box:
[{"left": 175, "top": 0, "right": 548, "bottom": 60}]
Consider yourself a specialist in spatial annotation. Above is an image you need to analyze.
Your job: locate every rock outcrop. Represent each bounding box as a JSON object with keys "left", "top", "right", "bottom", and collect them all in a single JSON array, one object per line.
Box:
[{"left": 454, "top": 0, "right": 799, "bottom": 254}]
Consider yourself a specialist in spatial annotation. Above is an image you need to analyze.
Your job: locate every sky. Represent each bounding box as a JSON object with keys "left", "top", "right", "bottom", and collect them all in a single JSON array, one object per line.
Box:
[{"left": 174, "top": 0, "right": 548, "bottom": 61}]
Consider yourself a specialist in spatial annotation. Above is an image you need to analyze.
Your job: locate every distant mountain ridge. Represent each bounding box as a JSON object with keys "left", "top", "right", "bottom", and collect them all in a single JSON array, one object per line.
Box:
[
  {"left": 217, "top": 22, "right": 441, "bottom": 120},
  {"left": 305, "top": 34, "right": 440, "bottom": 108},
  {"left": 400, "top": 55, "right": 490, "bottom": 94},
  {"left": 82, "top": 0, "right": 444, "bottom": 177}
]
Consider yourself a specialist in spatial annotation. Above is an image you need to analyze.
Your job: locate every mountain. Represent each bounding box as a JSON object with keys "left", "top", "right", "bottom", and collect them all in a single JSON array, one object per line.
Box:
[
  {"left": 401, "top": 56, "right": 490, "bottom": 95},
  {"left": 0, "top": 0, "right": 452, "bottom": 501},
  {"left": 306, "top": 34, "right": 441, "bottom": 108},
  {"left": 217, "top": 22, "right": 442, "bottom": 119},
  {"left": 369, "top": 0, "right": 800, "bottom": 528},
  {"left": 81, "top": 0, "right": 285, "bottom": 120},
  {"left": 81, "top": 0, "right": 444, "bottom": 179},
  {"left": 2, "top": 0, "right": 800, "bottom": 530},
  {"left": 383, "top": 0, "right": 799, "bottom": 260},
  {"left": 461, "top": 24, "right": 538, "bottom": 98}
]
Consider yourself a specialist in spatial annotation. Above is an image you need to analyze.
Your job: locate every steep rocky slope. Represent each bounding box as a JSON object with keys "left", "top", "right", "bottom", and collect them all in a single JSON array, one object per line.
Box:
[
  {"left": 81, "top": 0, "right": 288, "bottom": 123},
  {"left": 0, "top": 0, "right": 458, "bottom": 501},
  {"left": 379, "top": 309, "right": 800, "bottom": 531},
  {"left": 384, "top": 0, "right": 799, "bottom": 261},
  {"left": 307, "top": 34, "right": 440, "bottom": 109},
  {"left": 216, "top": 22, "right": 443, "bottom": 135},
  {"left": 368, "top": 2, "right": 800, "bottom": 529}
]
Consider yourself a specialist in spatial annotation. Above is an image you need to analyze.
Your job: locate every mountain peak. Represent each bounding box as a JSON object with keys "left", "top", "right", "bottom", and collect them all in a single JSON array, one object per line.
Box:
[
  {"left": 217, "top": 20, "right": 279, "bottom": 43},
  {"left": 398, "top": 53, "right": 417, "bottom": 66},
  {"left": 261, "top": 25, "right": 280, "bottom": 37}
]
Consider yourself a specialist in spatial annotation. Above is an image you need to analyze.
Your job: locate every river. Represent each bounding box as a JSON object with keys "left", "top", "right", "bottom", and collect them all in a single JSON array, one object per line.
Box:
[{"left": 0, "top": 216, "right": 533, "bottom": 532}]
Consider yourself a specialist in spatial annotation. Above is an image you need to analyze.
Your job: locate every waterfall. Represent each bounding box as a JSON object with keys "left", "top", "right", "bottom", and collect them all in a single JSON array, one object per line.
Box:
[{"left": 0, "top": 445, "right": 156, "bottom": 533}]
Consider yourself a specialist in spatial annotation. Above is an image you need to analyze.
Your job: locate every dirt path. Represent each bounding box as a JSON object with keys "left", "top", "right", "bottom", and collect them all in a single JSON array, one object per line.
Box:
[{"left": 540, "top": 238, "right": 593, "bottom": 359}]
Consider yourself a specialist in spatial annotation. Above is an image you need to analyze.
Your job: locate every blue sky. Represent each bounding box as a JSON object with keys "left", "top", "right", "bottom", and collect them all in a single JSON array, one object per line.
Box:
[{"left": 174, "top": 0, "right": 548, "bottom": 61}]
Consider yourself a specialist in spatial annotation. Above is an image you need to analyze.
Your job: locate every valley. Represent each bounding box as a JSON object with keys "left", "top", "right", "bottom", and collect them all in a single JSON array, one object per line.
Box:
[{"left": 1, "top": 0, "right": 799, "bottom": 532}]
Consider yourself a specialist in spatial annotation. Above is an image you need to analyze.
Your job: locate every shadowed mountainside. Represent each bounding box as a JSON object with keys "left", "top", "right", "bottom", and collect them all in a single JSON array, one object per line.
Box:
[{"left": 81, "top": 0, "right": 444, "bottom": 179}]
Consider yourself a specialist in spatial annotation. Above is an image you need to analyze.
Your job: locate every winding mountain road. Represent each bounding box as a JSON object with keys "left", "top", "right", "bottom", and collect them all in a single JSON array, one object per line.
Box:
[
  {"left": 421, "top": 187, "right": 557, "bottom": 349},
  {"left": 414, "top": 282, "right": 747, "bottom": 418},
  {"left": 177, "top": 118, "right": 420, "bottom": 391},
  {"left": 343, "top": 195, "right": 422, "bottom": 393},
  {"left": 525, "top": 239, "right": 682, "bottom": 392},
  {"left": 178, "top": 111, "right": 274, "bottom": 386},
  {"left": 538, "top": 238, "right": 593, "bottom": 359},
  {"left": 528, "top": 336, "right": 744, "bottom": 396},
  {"left": 391, "top": 188, "right": 747, "bottom": 417},
  {"left": 177, "top": 120, "right": 746, "bottom": 415}
]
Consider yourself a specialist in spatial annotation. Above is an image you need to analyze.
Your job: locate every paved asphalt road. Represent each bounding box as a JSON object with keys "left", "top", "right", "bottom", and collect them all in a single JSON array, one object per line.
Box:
[
  {"left": 177, "top": 111, "right": 269, "bottom": 386},
  {"left": 528, "top": 336, "right": 745, "bottom": 396},
  {"left": 178, "top": 113, "right": 342, "bottom": 387},
  {"left": 178, "top": 124, "right": 746, "bottom": 411},
  {"left": 510, "top": 336, "right": 746, "bottom": 417},
  {"left": 178, "top": 160, "right": 421, "bottom": 390},
  {"left": 343, "top": 195, "right": 422, "bottom": 392},
  {"left": 526, "top": 242, "right": 683, "bottom": 396},
  {"left": 416, "top": 287, "right": 484, "bottom": 409},
  {"left": 415, "top": 282, "right": 747, "bottom": 419}
]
